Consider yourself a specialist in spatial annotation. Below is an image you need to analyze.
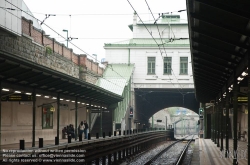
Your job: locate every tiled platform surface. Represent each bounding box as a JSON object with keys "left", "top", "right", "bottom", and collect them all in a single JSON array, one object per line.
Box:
[{"left": 191, "top": 138, "right": 248, "bottom": 165}]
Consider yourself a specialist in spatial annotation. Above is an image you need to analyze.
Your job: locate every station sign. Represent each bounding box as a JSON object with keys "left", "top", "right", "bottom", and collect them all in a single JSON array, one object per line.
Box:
[
  {"left": 1, "top": 94, "right": 33, "bottom": 101},
  {"left": 231, "top": 96, "right": 248, "bottom": 103}
]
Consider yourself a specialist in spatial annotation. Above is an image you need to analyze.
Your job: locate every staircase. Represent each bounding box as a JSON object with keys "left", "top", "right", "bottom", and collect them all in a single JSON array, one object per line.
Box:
[{"left": 90, "top": 111, "right": 113, "bottom": 137}]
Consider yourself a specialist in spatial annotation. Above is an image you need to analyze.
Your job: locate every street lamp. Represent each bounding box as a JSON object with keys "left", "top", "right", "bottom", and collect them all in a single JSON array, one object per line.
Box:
[{"left": 62, "top": 29, "right": 68, "bottom": 47}]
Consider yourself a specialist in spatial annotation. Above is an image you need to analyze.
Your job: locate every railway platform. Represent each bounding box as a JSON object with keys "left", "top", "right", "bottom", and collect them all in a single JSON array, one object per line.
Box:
[{"left": 191, "top": 138, "right": 248, "bottom": 165}]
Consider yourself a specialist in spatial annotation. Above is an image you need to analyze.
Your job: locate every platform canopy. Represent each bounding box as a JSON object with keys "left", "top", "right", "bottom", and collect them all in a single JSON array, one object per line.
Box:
[
  {"left": 0, "top": 51, "right": 123, "bottom": 105},
  {"left": 187, "top": 0, "right": 250, "bottom": 102}
]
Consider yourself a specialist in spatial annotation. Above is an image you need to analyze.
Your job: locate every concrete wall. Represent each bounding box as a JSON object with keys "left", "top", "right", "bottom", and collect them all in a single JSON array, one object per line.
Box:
[{"left": 1, "top": 97, "right": 87, "bottom": 145}]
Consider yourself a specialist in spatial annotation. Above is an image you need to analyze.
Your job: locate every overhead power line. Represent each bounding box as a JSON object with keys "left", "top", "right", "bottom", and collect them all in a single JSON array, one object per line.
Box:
[{"left": 4, "top": 0, "right": 134, "bottom": 91}]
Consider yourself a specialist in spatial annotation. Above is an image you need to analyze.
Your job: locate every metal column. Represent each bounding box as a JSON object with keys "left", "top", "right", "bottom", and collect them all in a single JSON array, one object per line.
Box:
[
  {"left": 211, "top": 113, "right": 213, "bottom": 141},
  {"left": 57, "top": 93, "right": 60, "bottom": 139},
  {"left": 233, "top": 74, "right": 238, "bottom": 165},
  {"left": 75, "top": 97, "right": 78, "bottom": 140},
  {"left": 214, "top": 102, "right": 217, "bottom": 144},
  {"left": 217, "top": 99, "right": 220, "bottom": 147},
  {"left": 100, "top": 108, "right": 102, "bottom": 136},
  {"left": 220, "top": 93, "right": 224, "bottom": 152},
  {"left": 202, "top": 103, "right": 206, "bottom": 138},
  {"left": 32, "top": 88, "right": 36, "bottom": 147},
  {"left": 88, "top": 101, "right": 92, "bottom": 133},
  {"left": 248, "top": 52, "right": 250, "bottom": 165},
  {"left": 0, "top": 82, "right": 2, "bottom": 151},
  {"left": 225, "top": 87, "right": 229, "bottom": 157}
]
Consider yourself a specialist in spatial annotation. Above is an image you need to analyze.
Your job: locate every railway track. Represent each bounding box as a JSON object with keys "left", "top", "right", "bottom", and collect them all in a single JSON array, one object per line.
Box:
[{"left": 127, "top": 135, "right": 194, "bottom": 165}]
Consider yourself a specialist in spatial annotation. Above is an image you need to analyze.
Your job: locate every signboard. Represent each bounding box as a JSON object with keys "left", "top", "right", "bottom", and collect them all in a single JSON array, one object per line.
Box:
[
  {"left": 231, "top": 96, "right": 248, "bottom": 103},
  {"left": 1, "top": 94, "right": 33, "bottom": 101}
]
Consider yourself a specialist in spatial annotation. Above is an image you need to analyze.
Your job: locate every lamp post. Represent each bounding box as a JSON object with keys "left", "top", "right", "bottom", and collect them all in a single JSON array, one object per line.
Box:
[{"left": 62, "top": 29, "right": 68, "bottom": 47}]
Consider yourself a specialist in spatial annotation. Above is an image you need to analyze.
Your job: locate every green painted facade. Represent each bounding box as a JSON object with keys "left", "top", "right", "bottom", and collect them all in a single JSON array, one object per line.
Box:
[{"left": 96, "top": 64, "right": 134, "bottom": 124}]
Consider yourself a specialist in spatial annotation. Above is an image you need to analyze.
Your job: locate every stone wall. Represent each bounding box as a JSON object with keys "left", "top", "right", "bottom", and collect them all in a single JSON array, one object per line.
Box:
[{"left": 0, "top": 17, "right": 104, "bottom": 83}]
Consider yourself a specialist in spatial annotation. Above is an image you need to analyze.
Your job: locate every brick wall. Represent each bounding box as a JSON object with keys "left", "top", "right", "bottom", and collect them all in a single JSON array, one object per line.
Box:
[{"left": 2, "top": 17, "right": 104, "bottom": 82}]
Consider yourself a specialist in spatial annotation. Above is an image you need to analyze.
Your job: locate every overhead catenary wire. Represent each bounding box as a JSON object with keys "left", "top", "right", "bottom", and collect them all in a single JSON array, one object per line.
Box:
[
  {"left": 144, "top": 0, "right": 186, "bottom": 92},
  {"left": 5, "top": 0, "right": 130, "bottom": 82},
  {"left": 4, "top": 1, "right": 191, "bottom": 110},
  {"left": 127, "top": 0, "right": 187, "bottom": 95}
]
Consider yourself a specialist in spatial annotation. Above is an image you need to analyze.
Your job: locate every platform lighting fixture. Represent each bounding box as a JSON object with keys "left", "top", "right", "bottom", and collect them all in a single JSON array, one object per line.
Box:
[
  {"left": 60, "top": 98, "right": 64, "bottom": 100},
  {"left": 52, "top": 97, "right": 57, "bottom": 99},
  {"left": 66, "top": 100, "right": 70, "bottom": 102},
  {"left": 71, "top": 101, "right": 75, "bottom": 103},
  {"left": 36, "top": 94, "right": 41, "bottom": 97},
  {"left": 242, "top": 72, "right": 248, "bottom": 76},
  {"left": 78, "top": 102, "right": 80, "bottom": 104},
  {"left": 44, "top": 96, "right": 49, "bottom": 98},
  {"left": 91, "top": 105, "right": 93, "bottom": 106},
  {"left": 62, "top": 29, "right": 68, "bottom": 47},
  {"left": 237, "top": 77, "right": 244, "bottom": 81},
  {"left": 81, "top": 103, "right": 85, "bottom": 105},
  {"left": 14, "top": 91, "right": 21, "bottom": 93},
  {"left": 86, "top": 104, "right": 89, "bottom": 105},
  {"left": 25, "top": 93, "right": 31, "bottom": 95},
  {"left": 2, "top": 88, "right": 9, "bottom": 91}
]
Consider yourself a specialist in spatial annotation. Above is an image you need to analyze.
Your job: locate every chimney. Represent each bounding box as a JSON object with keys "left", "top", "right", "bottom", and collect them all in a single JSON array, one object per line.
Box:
[{"left": 133, "top": 12, "right": 137, "bottom": 25}]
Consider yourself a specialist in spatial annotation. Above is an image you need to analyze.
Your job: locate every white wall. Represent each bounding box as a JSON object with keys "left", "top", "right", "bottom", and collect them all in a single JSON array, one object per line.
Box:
[
  {"left": 105, "top": 47, "right": 194, "bottom": 89},
  {"left": 105, "top": 17, "right": 193, "bottom": 89},
  {"left": 1, "top": 97, "right": 87, "bottom": 145},
  {"left": 133, "top": 24, "right": 189, "bottom": 39},
  {"left": 0, "top": 0, "right": 22, "bottom": 36}
]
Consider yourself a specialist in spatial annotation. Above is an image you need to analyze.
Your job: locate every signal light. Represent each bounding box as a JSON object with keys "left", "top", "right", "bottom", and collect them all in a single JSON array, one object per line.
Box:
[{"left": 129, "top": 106, "right": 133, "bottom": 118}]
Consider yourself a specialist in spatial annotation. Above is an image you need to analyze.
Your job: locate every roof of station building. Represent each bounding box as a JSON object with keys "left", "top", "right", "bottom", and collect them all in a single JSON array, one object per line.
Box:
[
  {"left": 96, "top": 64, "right": 134, "bottom": 96},
  {"left": 104, "top": 38, "right": 189, "bottom": 47}
]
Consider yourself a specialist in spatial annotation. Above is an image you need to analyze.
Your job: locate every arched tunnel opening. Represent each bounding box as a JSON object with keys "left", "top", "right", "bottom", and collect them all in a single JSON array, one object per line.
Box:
[
  {"left": 146, "top": 107, "right": 199, "bottom": 138},
  {"left": 134, "top": 88, "right": 200, "bottom": 129}
]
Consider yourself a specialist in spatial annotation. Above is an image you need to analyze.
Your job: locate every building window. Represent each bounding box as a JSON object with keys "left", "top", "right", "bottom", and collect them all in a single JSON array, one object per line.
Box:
[
  {"left": 147, "top": 57, "right": 155, "bottom": 74},
  {"left": 164, "top": 57, "right": 172, "bottom": 74},
  {"left": 42, "top": 105, "right": 54, "bottom": 129},
  {"left": 180, "top": 57, "right": 188, "bottom": 75}
]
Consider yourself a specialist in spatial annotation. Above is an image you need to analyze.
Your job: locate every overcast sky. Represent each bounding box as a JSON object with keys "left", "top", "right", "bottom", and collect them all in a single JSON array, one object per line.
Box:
[{"left": 23, "top": 0, "right": 187, "bottom": 63}]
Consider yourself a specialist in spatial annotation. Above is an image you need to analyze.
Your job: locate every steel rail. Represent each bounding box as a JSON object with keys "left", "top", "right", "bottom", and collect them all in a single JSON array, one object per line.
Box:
[
  {"left": 175, "top": 135, "right": 194, "bottom": 165},
  {"left": 144, "top": 136, "right": 189, "bottom": 165}
]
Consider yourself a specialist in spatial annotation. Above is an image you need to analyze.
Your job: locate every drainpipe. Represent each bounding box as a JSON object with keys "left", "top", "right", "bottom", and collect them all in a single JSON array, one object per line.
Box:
[{"left": 128, "top": 48, "right": 130, "bottom": 65}]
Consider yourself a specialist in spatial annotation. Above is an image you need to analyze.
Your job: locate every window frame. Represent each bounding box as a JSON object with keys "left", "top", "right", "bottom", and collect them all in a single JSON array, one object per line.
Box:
[
  {"left": 42, "top": 105, "right": 54, "bottom": 129},
  {"left": 147, "top": 57, "right": 156, "bottom": 75},
  {"left": 163, "top": 57, "right": 172, "bottom": 75},
  {"left": 179, "top": 57, "right": 188, "bottom": 75}
]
